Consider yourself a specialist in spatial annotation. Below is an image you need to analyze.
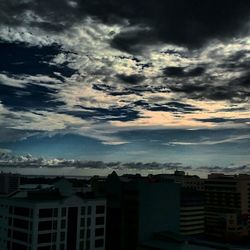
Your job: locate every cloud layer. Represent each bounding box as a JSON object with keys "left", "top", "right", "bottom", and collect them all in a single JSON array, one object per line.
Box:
[{"left": 0, "top": 0, "right": 249, "bottom": 168}]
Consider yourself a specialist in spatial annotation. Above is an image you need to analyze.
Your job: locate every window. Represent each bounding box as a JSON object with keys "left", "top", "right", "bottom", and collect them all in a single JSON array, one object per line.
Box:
[
  {"left": 96, "top": 206, "right": 105, "bottom": 214},
  {"left": 7, "top": 241, "right": 11, "bottom": 249},
  {"left": 8, "top": 217, "right": 12, "bottom": 226},
  {"left": 53, "top": 209, "right": 58, "bottom": 217},
  {"left": 39, "top": 209, "right": 53, "bottom": 218},
  {"left": 61, "top": 231, "right": 65, "bottom": 241},
  {"left": 95, "top": 217, "right": 104, "bottom": 226},
  {"left": 95, "top": 239, "right": 104, "bottom": 248},
  {"left": 80, "top": 229, "right": 85, "bottom": 239},
  {"left": 61, "top": 208, "right": 66, "bottom": 217},
  {"left": 38, "top": 233, "right": 52, "bottom": 244},
  {"left": 61, "top": 220, "right": 66, "bottom": 229},
  {"left": 38, "top": 221, "right": 52, "bottom": 231},
  {"left": 52, "top": 232, "right": 57, "bottom": 241},
  {"left": 80, "top": 218, "right": 85, "bottom": 227},
  {"left": 14, "top": 206, "right": 30, "bottom": 217},
  {"left": 87, "top": 206, "right": 91, "bottom": 215},
  {"left": 86, "top": 240, "right": 90, "bottom": 250},
  {"left": 81, "top": 207, "right": 85, "bottom": 215},
  {"left": 53, "top": 221, "right": 57, "bottom": 230},
  {"left": 37, "top": 247, "right": 51, "bottom": 250},
  {"left": 95, "top": 228, "right": 104, "bottom": 237},
  {"left": 87, "top": 218, "right": 91, "bottom": 227},
  {"left": 79, "top": 241, "right": 84, "bottom": 250},
  {"left": 12, "top": 230, "right": 28, "bottom": 242},
  {"left": 60, "top": 244, "right": 65, "bottom": 250},
  {"left": 87, "top": 229, "right": 90, "bottom": 239},
  {"left": 9, "top": 206, "right": 13, "bottom": 214},
  {"left": 12, "top": 242, "right": 27, "bottom": 250},
  {"left": 14, "top": 218, "right": 29, "bottom": 230}
]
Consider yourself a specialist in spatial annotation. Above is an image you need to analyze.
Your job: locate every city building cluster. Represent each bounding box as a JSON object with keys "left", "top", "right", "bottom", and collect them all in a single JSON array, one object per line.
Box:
[{"left": 0, "top": 170, "right": 250, "bottom": 250}]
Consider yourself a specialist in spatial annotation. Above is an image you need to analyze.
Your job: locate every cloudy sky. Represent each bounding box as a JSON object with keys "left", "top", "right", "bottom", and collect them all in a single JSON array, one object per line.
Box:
[{"left": 0, "top": 0, "right": 250, "bottom": 173}]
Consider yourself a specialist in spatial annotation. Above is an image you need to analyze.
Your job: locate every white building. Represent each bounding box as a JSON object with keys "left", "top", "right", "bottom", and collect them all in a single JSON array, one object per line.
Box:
[{"left": 0, "top": 182, "right": 106, "bottom": 250}]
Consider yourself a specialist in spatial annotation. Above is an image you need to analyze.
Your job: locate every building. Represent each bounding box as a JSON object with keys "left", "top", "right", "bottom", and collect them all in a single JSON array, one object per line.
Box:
[
  {"left": 205, "top": 173, "right": 250, "bottom": 241},
  {"left": 138, "top": 231, "right": 230, "bottom": 250},
  {"left": 94, "top": 171, "right": 180, "bottom": 250},
  {"left": 153, "top": 171, "right": 205, "bottom": 191},
  {"left": 180, "top": 189, "right": 205, "bottom": 236},
  {"left": 151, "top": 171, "right": 205, "bottom": 236},
  {"left": 0, "top": 172, "right": 20, "bottom": 194},
  {"left": 0, "top": 181, "right": 106, "bottom": 250}
]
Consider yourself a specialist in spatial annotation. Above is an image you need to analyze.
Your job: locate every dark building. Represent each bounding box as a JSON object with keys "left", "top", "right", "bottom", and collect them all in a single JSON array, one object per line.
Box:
[
  {"left": 180, "top": 189, "right": 205, "bottom": 236},
  {"left": 94, "top": 171, "right": 180, "bottom": 250},
  {"left": 0, "top": 172, "right": 20, "bottom": 194},
  {"left": 205, "top": 173, "right": 250, "bottom": 241}
]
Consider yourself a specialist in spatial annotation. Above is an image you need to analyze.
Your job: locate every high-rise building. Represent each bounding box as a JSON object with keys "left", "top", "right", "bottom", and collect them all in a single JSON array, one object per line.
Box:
[
  {"left": 0, "top": 183, "right": 106, "bottom": 250},
  {"left": 0, "top": 172, "right": 20, "bottom": 194},
  {"left": 180, "top": 189, "right": 205, "bottom": 236},
  {"left": 205, "top": 173, "right": 250, "bottom": 240},
  {"left": 152, "top": 171, "right": 205, "bottom": 236},
  {"left": 153, "top": 170, "right": 205, "bottom": 191},
  {"left": 95, "top": 171, "right": 180, "bottom": 250}
]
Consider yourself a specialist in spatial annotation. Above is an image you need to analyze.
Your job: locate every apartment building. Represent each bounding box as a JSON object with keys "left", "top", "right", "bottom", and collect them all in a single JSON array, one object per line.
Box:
[
  {"left": 205, "top": 173, "right": 250, "bottom": 240},
  {"left": 180, "top": 189, "right": 205, "bottom": 236},
  {"left": 154, "top": 171, "right": 205, "bottom": 191},
  {"left": 152, "top": 171, "right": 205, "bottom": 236},
  {"left": 0, "top": 172, "right": 20, "bottom": 194},
  {"left": 0, "top": 183, "right": 106, "bottom": 250},
  {"left": 101, "top": 171, "right": 180, "bottom": 250}
]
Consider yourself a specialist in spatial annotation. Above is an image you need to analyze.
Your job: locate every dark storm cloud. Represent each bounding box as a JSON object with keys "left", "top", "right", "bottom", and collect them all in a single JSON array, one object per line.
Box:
[
  {"left": 164, "top": 66, "right": 205, "bottom": 78},
  {"left": 123, "top": 162, "right": 187, "bottom": 170},
  {"left": 93, "top": 83, "right": 170, "bottom": 97},
  {"left": 0, "top": 83, "right": 64, "bottom": 111},
  {"left": 196, "top": 118, "right": 250, "bottom": 124},
  {"left": 63, "top": 105, "right": 143, "bottom": 122},
  {"left": 166, "top": 72, "right": 250, "bottom": 102},
  {"left": 219, "top": 50, "right": 250, "bottom": 70},
  {"left": 0, "top": 42, "right": 78, "bottom": 111},
  {"left": 198, "top": 164, "right": 250, "bottom": 173},
  {"left": 111, "top": 29, "right": 155, "bottom": 54},
  {"left": 1, "top": 0, "right": 250, "bottom": 51},
  {"left": 133, "top": 100, "right": 202, "bottom": 113},
  {"left": 218, "top": 107, "right": 248, "bottom": 112},
  {"left": 116, "top": 73, "right": 145, "bottom": 84},
  {"left": 0, "top": 42, "right": 76, "bottom": 79}
]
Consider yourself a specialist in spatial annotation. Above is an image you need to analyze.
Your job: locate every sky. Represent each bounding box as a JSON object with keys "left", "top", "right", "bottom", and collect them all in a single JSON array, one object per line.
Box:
[{"left": 0, "top": 0, "right": 250, "bottom": 175}]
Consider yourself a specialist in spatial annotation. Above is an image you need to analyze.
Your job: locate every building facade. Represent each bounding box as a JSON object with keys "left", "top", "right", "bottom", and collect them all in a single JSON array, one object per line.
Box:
[
  {"left": 180, "top": 189, "right": 205, "bottom": 236},
  {"left": 0, "top": 185, "right": 106, "bottom": 250},
  {"left": 205, "top": 173, "right": 250, "bottom": 240},
  {"left": 0, "top": 172, "right": 20, "bottom": 194}
]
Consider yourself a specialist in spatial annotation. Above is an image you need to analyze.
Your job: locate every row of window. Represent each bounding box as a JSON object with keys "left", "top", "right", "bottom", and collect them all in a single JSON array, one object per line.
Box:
[
  {"left": 8, "top": 205, "right": 105, "bottom": 219},
  {"left": 8, "top": 227, "right": 104, "bottom": 245},
  {"left": 8, "top": 216, "right": 104, "bottom": 234}
]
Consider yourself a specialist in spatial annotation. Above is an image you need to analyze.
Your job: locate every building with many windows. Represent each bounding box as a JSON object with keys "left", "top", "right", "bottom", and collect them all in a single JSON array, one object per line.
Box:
[
  {"left": 94, "top": 171, "right": 180, "bottom": 250},
  {"left": 0, "top": 182, "right": 106, "bottom": 250},
  {"left": 0, "top": 172, "right": 20, "bottom": 194},
  {"left": 205, "top": 173, "right": 250, "bottom": 240},
  {"left": 180, "top": 189, "right": 205, "bottom": 236}
]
